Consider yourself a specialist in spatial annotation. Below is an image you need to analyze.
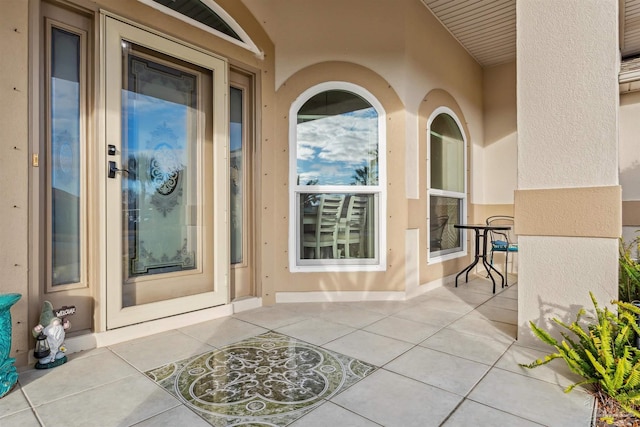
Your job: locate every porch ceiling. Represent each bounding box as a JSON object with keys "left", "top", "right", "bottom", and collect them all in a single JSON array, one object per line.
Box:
[
  {"left": 421, "top": 0, "right": 640, "bottom": 68},
  {"left": 420, "top": 0, "right": 515, "bottom": 68},
  {"left": 622, "top": 0, "right": 640, "bottom": 58}
]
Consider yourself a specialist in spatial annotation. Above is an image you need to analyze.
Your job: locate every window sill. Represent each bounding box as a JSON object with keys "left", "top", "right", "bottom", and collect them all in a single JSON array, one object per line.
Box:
[
  {"left": 290, "top": 263, "right": 386, "bottom": 273},
  {"left": 428, "top": 250, "right": 466, "bottom": 265}
]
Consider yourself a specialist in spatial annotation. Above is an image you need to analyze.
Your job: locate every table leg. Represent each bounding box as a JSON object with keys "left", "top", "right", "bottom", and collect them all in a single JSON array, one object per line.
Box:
[
  {"left": 455, "top": 229, "right": 481, "bottom": 287},
  {"left": 479, "top": 230, "right": 504, "bottom": 293}
]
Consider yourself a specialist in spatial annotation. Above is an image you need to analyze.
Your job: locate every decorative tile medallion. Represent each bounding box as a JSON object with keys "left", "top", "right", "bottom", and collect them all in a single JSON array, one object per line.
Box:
[{"left": 145, "top": 332, "right": 376, "bottom": 426}]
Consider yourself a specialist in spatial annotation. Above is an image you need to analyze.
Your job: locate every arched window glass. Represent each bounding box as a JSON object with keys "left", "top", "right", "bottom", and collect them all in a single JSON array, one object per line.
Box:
[
  {"left": 428, "top": 110, "right": 466, "bottom": 258},
  {"left": 296, "top": 90, "right": 378, "bottom": 186},
  {"left": 290, "top": 83, "right": 386, "bottom": 271}
]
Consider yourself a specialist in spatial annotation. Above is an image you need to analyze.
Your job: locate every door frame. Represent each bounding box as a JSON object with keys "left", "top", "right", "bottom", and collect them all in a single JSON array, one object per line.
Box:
[
  {"left": 229, "top": 69, "right": 257, "bottom": 299},
  {"left": 100, "top": 13, "right": 229, "bottom": 329},
  {"left": 29, "top": 1, "right": 97, "bottom": 335}
]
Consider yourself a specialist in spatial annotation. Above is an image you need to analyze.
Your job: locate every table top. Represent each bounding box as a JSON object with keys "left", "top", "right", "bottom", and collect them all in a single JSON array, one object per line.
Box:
[{"left": 454, "top": 224, "right": 511, "bottom": 231}]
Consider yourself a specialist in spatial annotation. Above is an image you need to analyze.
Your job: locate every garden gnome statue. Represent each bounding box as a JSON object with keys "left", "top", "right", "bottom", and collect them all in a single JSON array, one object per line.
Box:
[{"left": 32, "top": 301, "right": 70, "bottom": 369}]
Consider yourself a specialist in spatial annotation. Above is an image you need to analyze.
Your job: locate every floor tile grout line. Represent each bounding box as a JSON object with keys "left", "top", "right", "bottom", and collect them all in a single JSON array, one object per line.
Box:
[
  {"left": 437, "top": 338, "right": 520, "bottom": 426},
  {"left": 4, "top": 277, "right": 531, "bottom": 427},
  {"left": 447, "top": 338, "right": 594, "bottom": 427},
  {"left": 441, "top": 398, "right": 547, "bottom": 427},
  {"left": 489, "top": 355, "right": 596, "bottom": 396},
  {"left": 140, "top": 330, "right": 380, "bottom": 427},
  {"left": 363, "top": 281, "right": 521, "bottom": 425},
  {"left": 89, "top": 280, "right": 517, "bottom": 426},
  {"left": 314, "top": 282, "right": 517, "bottom": 369},
  {"left": 318, "top": 399, "right": 385, "bottom": 426},
  {"left": 16, "top": 384, "right": 45, "bottom": 427},
  {"left": 17, "top": 365, "right": 150, "bottom": 414}
]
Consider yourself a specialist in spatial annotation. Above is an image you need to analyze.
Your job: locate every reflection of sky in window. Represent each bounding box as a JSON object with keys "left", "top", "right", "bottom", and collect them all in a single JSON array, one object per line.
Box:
[
  {"left": 296, "top": 108, "right": 378, "bottom": 186},
  {"left": 123, "top": 91, "right": 188, "bottom": 152},
  {"left": 51, "top": 78, "right": 80, "bottom": 196},
  {"left": 123, "top": 91, "right": 189, "bottom": 196},
  {"left": 230, "top": 123, "right": 242, "bottom": 151}
]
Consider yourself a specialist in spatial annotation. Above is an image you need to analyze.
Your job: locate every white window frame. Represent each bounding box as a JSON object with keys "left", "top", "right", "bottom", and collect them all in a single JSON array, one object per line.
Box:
[
  {"left": 288, "top": 82, "right": 387, "bottom": 272},
  {"left": 427, "top": 107, "right": 467, "bottom": 264},
  {"left": 138, "top": 0, "right": 264, "bottom": 58}
]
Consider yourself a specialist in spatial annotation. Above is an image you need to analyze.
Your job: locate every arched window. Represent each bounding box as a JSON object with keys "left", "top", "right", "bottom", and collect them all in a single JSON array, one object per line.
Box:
[
  {"left": 289, "top": 82, "right": 386, "bottom": 271},
  {"left": 428, "top": 109, "right": 467, "bottom": 259}
]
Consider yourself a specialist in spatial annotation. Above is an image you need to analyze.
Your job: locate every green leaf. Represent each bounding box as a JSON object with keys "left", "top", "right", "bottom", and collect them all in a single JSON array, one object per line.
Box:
[
  {"left": 584, "top": 348, "right": 610, "bottom": 387},
  {"left": 519, "top": 353, "right": 561, "bottom": 369},
  {"left": 623, "top": 363, "right": 640, "bottom": 390},
  {"left": 528, "top": 321, "right": 559, "bottom": 347},
  {"left": 613, "top": 355, "right": 628, "bottom": 390},
  {"left": 564, "top": 378, "right": 597, "bottom": 393}
]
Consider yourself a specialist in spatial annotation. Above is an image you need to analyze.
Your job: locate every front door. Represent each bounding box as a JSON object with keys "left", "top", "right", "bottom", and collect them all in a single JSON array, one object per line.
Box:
[{"left": 104, "top": 17, "right": 228, "bottom": 329}]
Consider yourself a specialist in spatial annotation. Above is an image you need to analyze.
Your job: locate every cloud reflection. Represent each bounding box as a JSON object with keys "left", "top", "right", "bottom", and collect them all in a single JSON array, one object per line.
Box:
[{"left": 296, "top": 108, "right": 378, "bottom": 186}]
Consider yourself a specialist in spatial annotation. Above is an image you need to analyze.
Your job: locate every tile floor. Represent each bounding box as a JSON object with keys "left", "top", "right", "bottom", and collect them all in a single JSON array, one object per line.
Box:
[{"left": 0, "top": 276, "right": 596, "bottom": 426}]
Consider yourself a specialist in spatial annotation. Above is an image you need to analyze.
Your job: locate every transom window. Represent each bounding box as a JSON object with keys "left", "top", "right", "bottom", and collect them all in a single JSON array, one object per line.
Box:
[
  {"left": 428, "top": 109, "right": 466, "bottom": 260},
  {"left": 289, "top": 82, "right": 386, "bottom": 271},
  {"left": 152, "top": 0, "right": 240, "bottom": 40},
  {"left": 139, "top": 0, "right": 262, "bottom": 57}
]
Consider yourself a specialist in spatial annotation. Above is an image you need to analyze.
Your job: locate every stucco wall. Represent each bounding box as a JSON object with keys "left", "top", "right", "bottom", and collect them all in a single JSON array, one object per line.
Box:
[
  {"left": 415, "top": 90, "right": 475, "bottom": 285},
  {"left": 242, "top": 0, "right": 484, "bottom": 296},
  {"left": 483, "top": 61, "right": 517, "bottom": 206},
  {"left": 516, "top": 0, "right": 619, "bottom": 345},
  {"left": 241, "top": 0, "right": 484, "bottom": 201},
  {"left": 518, "top": 2, "right": 618, "bottom": 189},
  {"left": 273, "top": 62, "right": 407, "bottom": 296},
  {"left": 0, "top": 0, "right": 30, "bottom": 366}
]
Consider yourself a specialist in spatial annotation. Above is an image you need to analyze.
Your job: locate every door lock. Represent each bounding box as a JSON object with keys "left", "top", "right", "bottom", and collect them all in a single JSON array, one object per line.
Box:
[{"left": 108, "top": 161, "right": 129, "bottom": 178}]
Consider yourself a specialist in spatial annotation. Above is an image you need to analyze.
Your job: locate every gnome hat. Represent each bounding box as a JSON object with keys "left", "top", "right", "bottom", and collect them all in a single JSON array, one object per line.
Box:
[{"left": 38, "top": 301, "right": 57, "bottom": 327}]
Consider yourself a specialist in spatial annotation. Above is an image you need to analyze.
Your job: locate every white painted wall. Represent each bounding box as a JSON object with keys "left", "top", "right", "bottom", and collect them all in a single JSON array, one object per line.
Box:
[
  {"left": 620, "top": 91, "right": 640, "bottom": 255},
  {"left": 620, "top": 91, "right": 640, "bottom": 201},
  {"left": 518, "top": 1, "right": 619, "bottom": 190},
  {"left": 517, "top": 0, "right": 619, "bottom": 344}
]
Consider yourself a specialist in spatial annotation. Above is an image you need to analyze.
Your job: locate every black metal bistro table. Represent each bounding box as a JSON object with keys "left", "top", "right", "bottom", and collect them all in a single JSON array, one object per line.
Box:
[{"left": 454, "top": 224, "right": 511, "bottom": 293}]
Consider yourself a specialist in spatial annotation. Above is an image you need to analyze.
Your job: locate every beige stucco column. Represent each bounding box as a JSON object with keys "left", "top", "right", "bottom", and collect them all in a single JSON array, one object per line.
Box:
[
  {"left": 0, "top": 0, "right": 30, "bottom": 365},
  {"left": 515, "top": 0, "right": 620, "bottom": 344}
]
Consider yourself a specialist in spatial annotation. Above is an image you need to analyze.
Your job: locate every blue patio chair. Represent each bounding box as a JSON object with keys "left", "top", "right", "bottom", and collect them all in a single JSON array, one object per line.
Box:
[{"left": 486, "top": 215, "right": 518, "bottom": 285}]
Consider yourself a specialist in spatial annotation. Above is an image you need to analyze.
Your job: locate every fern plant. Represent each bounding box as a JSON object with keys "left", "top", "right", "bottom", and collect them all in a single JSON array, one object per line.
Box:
[
  {"left": 620, "top": 236, "right": 640, "bottom": 303},
  {"left": 521, "top": 292, "right": 640, "bottom": 417}
]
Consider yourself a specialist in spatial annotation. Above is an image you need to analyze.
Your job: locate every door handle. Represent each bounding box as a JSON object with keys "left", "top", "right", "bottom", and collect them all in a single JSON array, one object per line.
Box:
[{"left": 108, "top": 161, "right": 129, "bottom": 178}]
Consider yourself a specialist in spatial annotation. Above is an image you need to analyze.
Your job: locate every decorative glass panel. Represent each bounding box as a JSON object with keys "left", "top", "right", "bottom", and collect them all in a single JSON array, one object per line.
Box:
[
  {"left": 230, "top": 87, "right": 243, "bottom": 264},
  {"left": 51, "top": 27, "right": 81, "bottom": 286},
  {"left": 121, "top": 42, "right": 201, "bottom": 287},
  {"left": 430, "top": 114, "right": 464, "bottom": 193},
  {"left": 300, "top": 193, "right": 375, "bottom": 260},
  {"left": 296, "top": 91, "right": 378, "bottom": 186}
]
